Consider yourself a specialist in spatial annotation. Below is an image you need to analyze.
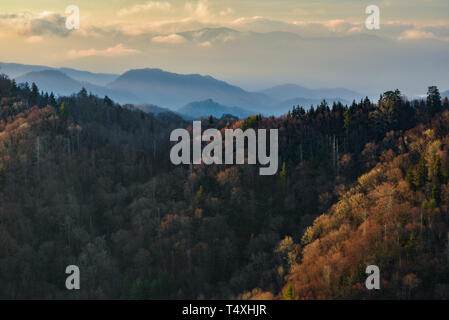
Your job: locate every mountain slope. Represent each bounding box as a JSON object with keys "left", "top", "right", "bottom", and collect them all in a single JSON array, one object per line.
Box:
[
  {"left": 57, "top": 68, "right": 118, "bottom": 86},
  {"left": 16, "top": 69, "right": 136, "bottom": 102},
  {"left": 0, "top": 62, "right": 118, "bottom": 85},
  {"left": 133, "top": 104, "right": 174, "bottom": 115},
  {"left": 16, "top": 70, "right": 89, "bottom": 96},
  {"left": 178, "top": 99, "right": 253, "bottom": 119},
  {"left": 0, "top": 62, "right": 51, "bottom": 78},
  {"left": 282, "top": 110, "right": 449, "bottom": 299},
  {"left": 106, "top": 68, "right": 275, "bottom": 110},
  {"left": 261, "top": 84, "right": 363, "bottom": 102}
]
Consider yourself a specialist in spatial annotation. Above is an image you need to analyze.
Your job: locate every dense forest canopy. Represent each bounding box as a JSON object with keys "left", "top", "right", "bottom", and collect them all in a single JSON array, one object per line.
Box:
[{"left": 0, "top": 73, "right": 449, "bottom": 299}]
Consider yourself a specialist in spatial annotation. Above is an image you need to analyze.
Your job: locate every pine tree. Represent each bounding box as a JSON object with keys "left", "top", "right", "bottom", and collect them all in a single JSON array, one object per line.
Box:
[
  {"left": 416, "top": 156, "right": 427, "bottom": 188},
  {"left": 406, "top": 165, "right": 416, "bottom": 191},
  {"left": 427, "top": 86, "right": 442, "bottom": 116},
  {"left": 104, "top": 96, "right": 113, "bottom": 107},
  {"left": 432, "top": 154, "right": 443, "bottom": 184},
  {"left": 432, "top": 184, "right": 441, "bottom": 206},
  {"left": 29, "top": 82, "right": 39, "bottom": 105},
  {"left": 78, "top": 87, "right": 88, "bottom": 98},
  {"left": 49, "top": 92, "right": 57, "bottom": 106},
  {"left": 10, "top": 79, "right": 18, "bottom": 95}
]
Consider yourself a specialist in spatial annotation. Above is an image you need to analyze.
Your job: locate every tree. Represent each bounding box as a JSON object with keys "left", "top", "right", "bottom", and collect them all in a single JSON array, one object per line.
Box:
[
  {"left": 10, "top": 79, "right": 18, "bottom": 95},
  {"left": 59, "top": 102, "right": 69, "bottom": 120},
  {"left": 104, "top": 96, "right": 113, "bottom": 107},
  {"left": 406, "top": 166, "right": 416, "bottom": 191},
  {"left": 49, "top": 92, "right": 57, "bottom": 106},
  {"left": 29, "top": 82, "right": 39, "bottom": 105},
  {"left": 432, "top": 154, "right": 443, "bottom": 184},
  {"left": 427, "top": 86, "right": 442, "bottom": 116},
  {"left": 195, "top": 185, "right": 204, "bottom": 209},
  {"left": 278, "top": 162, "right": 287, "bottom": 194},
  {"left": 282, "top": 283, "right": 298, "bottom": 300},
  {"left": 78, "top": 87, "right": 88, "bottom": 98},
  {"left": 416, "top": 156, "right": 427, "bottom": 188},
  {"left": 432, "top": 184, "right": 441, "bottom": 206},
  {"left": 370, "top": 90, "right": 403, "bottom": 133}
]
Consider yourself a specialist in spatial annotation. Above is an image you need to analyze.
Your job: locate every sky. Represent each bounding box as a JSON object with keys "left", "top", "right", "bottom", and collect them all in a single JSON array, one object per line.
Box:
[{"left": 0, "top": 0, "right": 449, "bottom": 95}]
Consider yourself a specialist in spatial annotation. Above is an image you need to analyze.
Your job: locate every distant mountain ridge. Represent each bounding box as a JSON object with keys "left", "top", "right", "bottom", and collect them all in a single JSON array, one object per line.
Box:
[
  {"left": 260, "top": 84, "right": 363, "bottom": 102},
  {"left": 16, "top": 70, "right": 137, "bottom": 102},
  {"left": 106, "top": 68, "right": 275, "bottom": 111},
  {"left": 2, "top": 61, "right": 368, "bottom": 116},
  {"left": 178, "top": 99, "right": 253, "bottom": 119},
  {"left": 0, "top": 62, "right": 118, "bottom": 86}
]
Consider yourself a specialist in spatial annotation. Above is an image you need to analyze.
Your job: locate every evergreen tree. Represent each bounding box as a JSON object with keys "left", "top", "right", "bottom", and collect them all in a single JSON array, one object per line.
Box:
[
  {"left": 104, "top": 96, "right": 113, "bottom": 107},
  {"left": 427, "top": 86, "right": 442, "bottom": 116},
  {"left": 406, "top": 166, "right": 416, "bottom": 191},
  {"left": 432, "top": 184, "right": 441, "bottom": 206},
  {"left": 29, "top": 82, "right": 39, "bottom": 105},
  {"left": 10, "top": 79, "right": 18, "bottom": 95},
  {"left": 49, "top": 92, "right": 57, "bottom": 106},
  {"left": 78, "top": 87, "right": 88, "bottom": 98},
  {"left": 432, "top": 154, "right": 443, "bottom": 184},
  {"left": 416, "top": 156, "right": 427, "bottom": 188}
]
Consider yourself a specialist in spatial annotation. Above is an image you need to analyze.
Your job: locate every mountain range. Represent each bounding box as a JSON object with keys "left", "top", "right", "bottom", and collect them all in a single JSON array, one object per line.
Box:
[
  {"left": 177, "top": 99, "right": 253, "bottom": 119},
  {"left": 1, "top": 61, "right": 376, "bottom": 117},
  {"left": 259, "top": 84, "right": 362, "bottom": 102},
  {"left": 106, "top": 68, "right": 274, "bottom": 111}
]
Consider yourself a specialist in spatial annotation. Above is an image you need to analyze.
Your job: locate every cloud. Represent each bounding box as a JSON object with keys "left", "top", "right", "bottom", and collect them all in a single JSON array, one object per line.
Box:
[
  {"left": 199, "top": 41, "right": 212, "bottom": 47},
  {"left": 231, "top": 16, "right": 265, "bottom": 25},
  {"left": 185, "top": 0, "right": 214, "bottom": 23},
  {"left": 117, "top": 1, "right": 172, "bottom": 16},
  {"left": 26, "top": 35, "right": 44, "bottom": 43},
  {"left": 67, "top": 44, "right": 140, "bottom": 58},
  {"left": 0, "top": 11, "right": 70, "bottom": 37},
  {"left": 398, "top": 29, "right": 438, "bottom": 40},
  {"left": 152, "top": 34, "right": 187, "bottom": 44},
  {"left": 219, "top": 8, "right": 234, "bottom": 16}
]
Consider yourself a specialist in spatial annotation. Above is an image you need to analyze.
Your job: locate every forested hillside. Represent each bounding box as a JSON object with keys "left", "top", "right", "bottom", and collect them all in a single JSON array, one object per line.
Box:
[
  {"left": 0, "top": 73, "right": 448, "bottom": 299},
  {"left": 281, "top": 107, "right": 449, "bottom": 299}
]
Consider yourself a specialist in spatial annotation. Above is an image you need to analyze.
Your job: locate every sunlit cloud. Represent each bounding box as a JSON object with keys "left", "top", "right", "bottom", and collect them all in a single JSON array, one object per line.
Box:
[
  {"left": 0, "top": 11, "right": 70, "bottom": 37},
  {"left": 397, "top": 29, "right": 449, "bottom": 41},
  {"left": 26, "top": 35, "right": 44, "bottom": 43},
  {"left": 219, "top": 8, "right": 234, "bottom": 16},
  {"left": 152, "top": 34, "right": 187, "bottom": 44},
  {"left": 67, "top": 44, "right": 140, "bottom": 58},
  {"left": 398, "top": 29, "right": 436, "bottom": 40},
  {"left": 117, "top": 1, "right": 172, "bottom": 17},
  {"left": 185, "top": 0, "right": 214, "bottom": 23},
  {"left": 199, "top": 41, "right": 212, "bottom": 47}
]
